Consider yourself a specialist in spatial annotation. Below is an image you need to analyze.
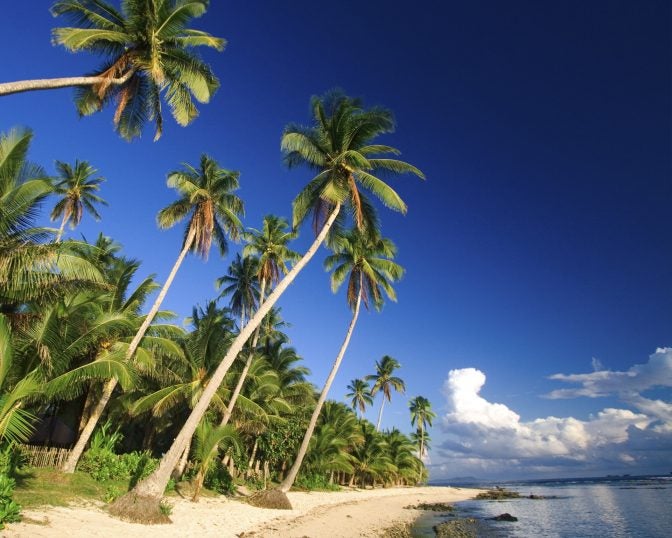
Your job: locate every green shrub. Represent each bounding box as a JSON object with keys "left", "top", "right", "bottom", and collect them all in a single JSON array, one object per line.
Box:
[
  {"left": 80, "top": 449, "right": 159, "bottom": 483},
  {"left": 0, "top": 474, "right": 21, "bottom": 529},
  {"left": 203, "top": 461, "right": 235, "bottom": 495},
  {"left": 295, "top": 473, "right": 341, "bottom": 491}
]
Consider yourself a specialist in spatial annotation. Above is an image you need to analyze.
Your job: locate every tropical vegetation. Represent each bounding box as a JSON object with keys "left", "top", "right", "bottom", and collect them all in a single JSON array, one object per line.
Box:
[{"left": 0, "top": 1, "right": 432, "bottom": 527}]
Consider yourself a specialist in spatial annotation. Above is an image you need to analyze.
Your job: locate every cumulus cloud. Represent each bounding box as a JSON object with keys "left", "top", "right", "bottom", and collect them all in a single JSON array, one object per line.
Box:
[{"left": 435, "top": 351, "right": 672, "bottom": 479}]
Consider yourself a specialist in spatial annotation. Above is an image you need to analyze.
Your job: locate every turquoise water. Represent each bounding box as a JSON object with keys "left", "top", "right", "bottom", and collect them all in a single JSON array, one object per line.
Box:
[{"left": 414, "top": 476, "right": 672, "bottom": 537}]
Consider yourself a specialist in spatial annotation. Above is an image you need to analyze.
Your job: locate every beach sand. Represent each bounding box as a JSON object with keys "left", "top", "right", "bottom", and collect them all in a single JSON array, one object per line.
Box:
[{"left": 3, "top": 486, "right": 480, "bottom": 537}]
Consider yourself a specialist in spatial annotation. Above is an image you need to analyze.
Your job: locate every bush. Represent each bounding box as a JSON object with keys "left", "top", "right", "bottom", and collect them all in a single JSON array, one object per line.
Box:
[
  {"left": 203, "top": 461, "right": 235, "bottom": 495},
  {"left": 295, "top": 473, "right": 341, "bottom": 491},
  {"left": 0, "top": 474, "right": 21, "bottom": 529},
  {"left": 79, "top": 449, "right": 159, "bottom": 483}
]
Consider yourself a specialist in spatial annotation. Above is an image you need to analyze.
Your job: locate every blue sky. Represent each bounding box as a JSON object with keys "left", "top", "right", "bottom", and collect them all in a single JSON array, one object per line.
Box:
[{"left": 1, "top": 1, "right": 670, "bottom": 480}]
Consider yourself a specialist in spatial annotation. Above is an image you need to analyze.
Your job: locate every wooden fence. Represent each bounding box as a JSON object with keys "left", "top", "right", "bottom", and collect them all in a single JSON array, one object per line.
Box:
[{"left": 18, "top": 445, "right": 71, "bottom": 468}]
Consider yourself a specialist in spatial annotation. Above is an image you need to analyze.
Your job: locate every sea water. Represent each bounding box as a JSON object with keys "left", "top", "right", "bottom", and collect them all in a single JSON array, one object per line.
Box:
[{"left": 413, "top": 476, "right": 672, "bottom": 537}]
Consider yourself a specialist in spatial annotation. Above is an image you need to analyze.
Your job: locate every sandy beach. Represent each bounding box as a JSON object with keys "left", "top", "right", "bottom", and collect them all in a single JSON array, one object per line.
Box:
[{"left": 3, "top": 486, "right": 481, "bottom": 537}]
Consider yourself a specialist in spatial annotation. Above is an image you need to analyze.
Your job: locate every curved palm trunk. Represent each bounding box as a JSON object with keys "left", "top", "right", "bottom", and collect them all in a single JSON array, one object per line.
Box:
[
  {"left": 0, "top": 70, "right": 135, "bottom": 96},
  {"left": 126, "top": 227, "right": 196, "bottom": 361},
  {"left": 117, "top": 204, "right": 341, "bottom": 503},
  {"left": 62, "top": 377, "right": 117, "bottom": 473},
  {"left": 219, "top": 278, "right": 267, "bottom": 428},
  {"left": 279, "top": 289, "right": 362, "bottom": 493},
  {"left": 376, "top": 399, "right": 386, "bottom": 431}
]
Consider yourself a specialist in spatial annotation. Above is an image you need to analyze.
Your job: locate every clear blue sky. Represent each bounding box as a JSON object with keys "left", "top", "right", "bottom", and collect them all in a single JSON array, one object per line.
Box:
[{"left": 1, "top": 1, "right": 670, "bottom": 480}]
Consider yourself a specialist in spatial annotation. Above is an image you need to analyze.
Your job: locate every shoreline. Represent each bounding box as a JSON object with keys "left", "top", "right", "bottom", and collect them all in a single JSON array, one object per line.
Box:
[{"left": 4, "top": 486, "right": 482, "bottom": 537}]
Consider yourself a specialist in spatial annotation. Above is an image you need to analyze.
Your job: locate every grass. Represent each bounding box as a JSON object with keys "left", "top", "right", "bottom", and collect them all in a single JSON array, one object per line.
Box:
[{"left": 13, "top": 468, "right": 132, "bottom": 508}]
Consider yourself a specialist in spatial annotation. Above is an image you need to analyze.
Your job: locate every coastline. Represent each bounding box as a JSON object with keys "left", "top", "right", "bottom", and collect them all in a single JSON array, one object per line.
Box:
[{"left": 3, "top": 486, "right": 481, "bottom": 538}]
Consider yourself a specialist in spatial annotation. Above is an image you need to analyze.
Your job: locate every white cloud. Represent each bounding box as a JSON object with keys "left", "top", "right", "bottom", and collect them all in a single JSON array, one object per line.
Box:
[
  {"left": 546, "top": 348, "right": 672, "bottom": 399},
  {"left": 434, "top": 351, "right": 672, "bottom": 479}
]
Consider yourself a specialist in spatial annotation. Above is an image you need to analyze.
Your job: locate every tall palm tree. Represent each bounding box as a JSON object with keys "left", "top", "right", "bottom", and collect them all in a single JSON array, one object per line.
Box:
[
  {"left": 409, "top": 396, "right": 436, "bottom": 462},
  {"left": 50, "top": 160, "right": 107, "bottom": 242},
  {"left": 346, "top": 378, "right": 373, "bottom": 418},
  {"left": 111, "top": 91, "right": 422, "bottom": 521},
  {"left": 0, "top": 0, "right": 225, "bottom": 140},
  {"left": 124, "top": 154, "right": 242, "bottom": 367},
  {"left": 278, "top": 230, "right": 403, "bottom": 494},
  {"left": 367, "top": 356, "right": 405, "bottom": 431}
]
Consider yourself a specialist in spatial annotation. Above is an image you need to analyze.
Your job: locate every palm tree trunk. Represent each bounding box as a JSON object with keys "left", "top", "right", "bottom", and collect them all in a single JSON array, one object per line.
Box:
[
  {"left": 62, "top": 377, "right": 117, "bottom": 473},
  {"left": 174, "top": 437, "right": 192, "bottom": 479},
  {"left": 125, "top": 227, "right": 196, "bottom": 362},
  {"left": 55, "top": 213, "right": 68, "bottom": 243},
  {"left": 247, "top": 438, "right": 259, "bottom": 476},
  {"left": 279, "top": 287, "right": 362, "bottom": 493},
  {"left": 376, "top": 398, "right": 386, "bottom": 432},
  {"left": 0, "top": 70, "right": 135, "bottom": 96},
  {"left": 219, "top": 278, "right": 267, "bottom": 428},
  {"left": 121, "top": 204, "right": 341, "bottom": 502}
]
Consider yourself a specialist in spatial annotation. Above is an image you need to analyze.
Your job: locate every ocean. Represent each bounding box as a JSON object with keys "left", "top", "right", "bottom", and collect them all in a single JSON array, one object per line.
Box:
[{"left": 414, "top": 476, "right": 672, "bottom": 537}]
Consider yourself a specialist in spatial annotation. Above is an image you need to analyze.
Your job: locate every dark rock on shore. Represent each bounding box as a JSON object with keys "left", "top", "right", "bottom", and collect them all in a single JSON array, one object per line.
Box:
[
  {"left": 491, "top": 513, "right": 518, "bottom": 521},
  {"left": 433, "top": 518, "right": 478, "bottom": 537},
  {"left": 475, "top": 487, "right": 521, "bottom": 500},
  {"left": 404, "top": 502, "right": 455, "bottom": 511}
]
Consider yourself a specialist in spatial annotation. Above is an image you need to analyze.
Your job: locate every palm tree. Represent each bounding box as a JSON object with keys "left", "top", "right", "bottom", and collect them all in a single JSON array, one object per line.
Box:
[
  {"left": 346, "top": 378, "right": 373, "bottom": 418},
  {"left": 409, "top": 396, "right": 436, "bottom": 462},
  {"left": 111, "top": 91, "right": 422, "bottom": 521},
  {"left": 124, "top": 154, "right": 242, "bottom": 368},
  {"left": 367, "top": 356, "right": 405, "bottom": 431},
  {"left": 218, "top": 216, "right": 299, "bottom": 428},
  {"left": 190, "top": 420, "right": 240, "bottom": 502},
  {"left": 0, "top": 128, "right": 103, "bottom": 308},
  {"left": 53, "top": 257, "right": 184, "bottom": 473},
  {"left": 0, "top": 315, "right": 39, "bottom": 444},
  {"left": 278, "top": 230, "right": 403, "bottom": 494},
  {"left": 216, "top": 254, "right": 260, "bottom": 329},
  {"left": 0, "top": 0, "right": 225, "bottom": 140},
  {"left": 50, "top": 160, "right": 107, "bottom": 242}
]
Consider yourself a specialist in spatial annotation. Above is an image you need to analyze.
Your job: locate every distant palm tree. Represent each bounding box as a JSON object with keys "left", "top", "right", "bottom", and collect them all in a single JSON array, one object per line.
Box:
[
  {"left": 346, "top": 378, "right": 373, "bottom": 418},
  {"left": 409, "top": 396, "right": 436, "bottom": 461},
  {"left": 216, "top": 254, "right": 260, "bottom": 329},
  {"left": 0, "top": 128, "right": 103, "bottom": 307},
  {"left": 279, "top": 230, "right": 403, "bottom": 493},
  {"left": 367, "top": 356, "right": 405, "bottom": 431},
  {"left": 125, "top": 154, "right": 243, "bottom": 365},
  {"left": 112, "top": 91, "right": 422, "bottom": 519},
  {"left": 50, "top": 160, "right": 107, "bottom": 242},
  {"left": 218, "top": 216, "right": 299, "bottom": 428},
  {"left": 0, "top": 0, "right": 225, "bottom": 140}
]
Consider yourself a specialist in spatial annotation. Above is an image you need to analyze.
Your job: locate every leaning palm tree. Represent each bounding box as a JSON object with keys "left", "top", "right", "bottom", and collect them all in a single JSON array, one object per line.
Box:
[
  {"left": 367, "top": 356, "right": 405, "bottom": 431},
  {"left": 277, "top": 230, "right": 403, "bottom": 495},
  {"left": 409, "top": 396, "right": 436, "bottom": 462},
  {"left": 124, "top": 154, "right": 242, "bottom": 366},
  {"left": 0, "top": 0, "right": 225, "bottom": 140},
  {"left": 346, "top": 378, "right": 373, "bottom": 418},
  {"left": 50, "top": 160, "right": 107, "bottom": 242},
  {"left": 110, "top": 91, "right": 422, "bottom": 522}
]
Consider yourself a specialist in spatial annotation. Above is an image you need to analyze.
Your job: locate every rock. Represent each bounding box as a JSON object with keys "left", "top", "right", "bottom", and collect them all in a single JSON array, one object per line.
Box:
[{"left": 491, "top": 513, "right": 518, "bottom": 522}]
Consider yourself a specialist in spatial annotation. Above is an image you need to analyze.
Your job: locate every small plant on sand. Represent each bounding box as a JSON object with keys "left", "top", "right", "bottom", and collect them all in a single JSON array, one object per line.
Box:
[
  {"left": 159, "top": 500, "right": 172, "bottom": 517},
  {"left": 0, "top": 474, "right": 21, "bottom": 529}
]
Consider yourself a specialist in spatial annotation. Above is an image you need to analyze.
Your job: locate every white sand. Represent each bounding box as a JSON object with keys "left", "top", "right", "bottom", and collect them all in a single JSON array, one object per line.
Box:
[{"left": 3, "top": 486, "right": 480, "bottom": 537}]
